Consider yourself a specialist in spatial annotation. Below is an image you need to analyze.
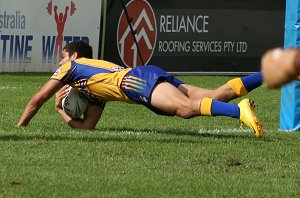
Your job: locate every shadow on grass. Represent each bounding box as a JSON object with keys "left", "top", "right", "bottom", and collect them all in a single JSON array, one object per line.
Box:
[{"left": 0, "top": 127, "right": 268, "bottom": 144}]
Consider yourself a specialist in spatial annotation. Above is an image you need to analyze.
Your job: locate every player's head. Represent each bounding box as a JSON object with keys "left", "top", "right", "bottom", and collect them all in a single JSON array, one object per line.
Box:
[{"left": 59, "top": 40, "right": 93, "bottom": 66}]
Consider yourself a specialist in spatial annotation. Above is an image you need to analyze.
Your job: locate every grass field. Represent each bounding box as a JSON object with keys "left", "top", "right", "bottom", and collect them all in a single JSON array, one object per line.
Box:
[{"left": 0, "top": 73, "right": 299, "bottom": 197}]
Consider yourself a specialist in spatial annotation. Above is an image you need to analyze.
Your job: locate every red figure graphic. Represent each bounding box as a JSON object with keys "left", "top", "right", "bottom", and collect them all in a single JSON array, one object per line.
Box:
[{"left": 53, "top": 5, "right": 69, "bottom": 62}]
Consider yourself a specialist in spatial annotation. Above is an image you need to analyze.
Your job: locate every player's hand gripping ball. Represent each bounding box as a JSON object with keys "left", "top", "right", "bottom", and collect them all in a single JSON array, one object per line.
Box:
[{"left": 62, "top": 87, "right": 88, "bottom": 118}]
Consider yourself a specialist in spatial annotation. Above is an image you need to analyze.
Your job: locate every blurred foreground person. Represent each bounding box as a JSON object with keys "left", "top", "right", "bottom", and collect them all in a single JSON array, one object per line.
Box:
[{"left": 262, "top": 48, "right": 300, "bottom": 89}]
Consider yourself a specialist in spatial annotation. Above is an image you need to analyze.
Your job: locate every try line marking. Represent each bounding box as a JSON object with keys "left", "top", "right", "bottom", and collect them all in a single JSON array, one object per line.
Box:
[
  {"left": 0, "top": 86, "right": 17, "bottom": 89},
  {"left": 198, "top": 128, "right": 251, "bottom": 133},
  {"left": 99, "top": 128, "right": 253, "bottom": 135}
]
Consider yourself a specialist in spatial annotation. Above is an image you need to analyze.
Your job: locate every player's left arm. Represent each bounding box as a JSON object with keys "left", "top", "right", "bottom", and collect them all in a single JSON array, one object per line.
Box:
[
  {"left": 71, "top": 104, "right": 104, "bottom": 130},
  {"left": 18, "top": 79, "right": 63, "bottom": 127}
]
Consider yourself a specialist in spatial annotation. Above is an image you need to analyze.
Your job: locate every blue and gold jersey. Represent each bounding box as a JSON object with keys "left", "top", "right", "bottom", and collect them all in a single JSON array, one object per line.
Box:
[{"left": 51, "top": 58, "right": 133, "bottom": 103}]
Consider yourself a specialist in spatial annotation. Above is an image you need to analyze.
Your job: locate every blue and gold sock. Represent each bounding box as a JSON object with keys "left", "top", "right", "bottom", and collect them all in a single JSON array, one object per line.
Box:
[
  {"left": 241, "top": 72, "right": 262, "bottom": 92},
  {"left": 200, "top": 98, "right": 240, "bottom": 118},
  {"left": 227, "top": 72, "right": 262, "bottom": 96}
]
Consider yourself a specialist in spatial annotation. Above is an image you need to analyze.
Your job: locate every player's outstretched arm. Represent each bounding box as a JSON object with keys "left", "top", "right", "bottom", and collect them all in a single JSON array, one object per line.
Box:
[
  {"left": 55, "top": 86, "right": 104, "bottom": 130},
  {"left": 261, "top": 48, "right": 300, "bottom": 89},
  {"left": 18, "top": 80, "right": 63, "bottom": 127}
]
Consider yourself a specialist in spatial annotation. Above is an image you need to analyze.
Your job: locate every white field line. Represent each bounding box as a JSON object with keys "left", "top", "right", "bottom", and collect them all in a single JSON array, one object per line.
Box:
[
  {"left": 198, "top": 128, "right": 251, "bottom": 133},
  {"left": 0, "top": 86, "right": 17, "bottom": 89},
  {"left": 99, "top": 128, "right": 261, "bottom": 135}
]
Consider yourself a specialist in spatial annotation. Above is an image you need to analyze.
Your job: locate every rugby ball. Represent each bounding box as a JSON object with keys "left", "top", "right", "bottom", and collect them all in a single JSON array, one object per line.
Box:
[{"left": 62, "top": 87, "right": 89, "bottom": 118}]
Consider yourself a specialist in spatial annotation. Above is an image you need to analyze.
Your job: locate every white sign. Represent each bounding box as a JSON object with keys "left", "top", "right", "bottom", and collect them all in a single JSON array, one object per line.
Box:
[{"left": 0, "top": 0, "right": 102, "bottom": 72}]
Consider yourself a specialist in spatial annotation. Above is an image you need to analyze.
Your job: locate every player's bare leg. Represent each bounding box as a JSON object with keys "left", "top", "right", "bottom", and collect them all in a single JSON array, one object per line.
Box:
[
  {"left": 151, "top": 82, "right": 263, "bottom": 137},
  {"left": 151, "top": 82, "right": 201, "bottom": 118},
  {"left": 178, "top": 83, "right": 236, "bottom": 102},
  {"left": 178, "top": 71, "right": 262, "bottom": 102}
]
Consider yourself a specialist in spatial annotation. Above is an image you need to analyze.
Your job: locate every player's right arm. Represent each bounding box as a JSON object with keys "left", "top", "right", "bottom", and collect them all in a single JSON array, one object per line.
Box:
[
  {"left": 18, "top": 79, "right": 63, "bottom": 127},
  {"left": 55, "top": 85, "right": 104, "bottom": 130}
]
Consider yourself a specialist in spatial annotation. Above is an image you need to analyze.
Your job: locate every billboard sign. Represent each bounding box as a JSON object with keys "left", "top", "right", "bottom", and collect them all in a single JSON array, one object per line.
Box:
[
  {"left": 0, "top": 0, "right": 102, "bottom": 72},
  {"left": 103, "top": 0, "right": 285, "bottom": 74}
]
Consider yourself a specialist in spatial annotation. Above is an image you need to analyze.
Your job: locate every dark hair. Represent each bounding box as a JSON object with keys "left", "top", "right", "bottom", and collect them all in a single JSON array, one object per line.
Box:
[{"left": 63, "top": 40, "right": 93, "bottom": 59}]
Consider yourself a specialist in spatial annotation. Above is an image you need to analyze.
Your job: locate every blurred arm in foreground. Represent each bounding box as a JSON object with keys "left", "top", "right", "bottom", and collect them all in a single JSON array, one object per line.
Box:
[{"left": 261, "top": 48, "right": 300, "bottom": 89}]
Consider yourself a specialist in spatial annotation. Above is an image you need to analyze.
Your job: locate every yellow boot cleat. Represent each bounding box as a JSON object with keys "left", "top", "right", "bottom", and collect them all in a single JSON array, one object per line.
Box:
[{"left": 238, "top": 98, "right": 264, "bottom": 138}]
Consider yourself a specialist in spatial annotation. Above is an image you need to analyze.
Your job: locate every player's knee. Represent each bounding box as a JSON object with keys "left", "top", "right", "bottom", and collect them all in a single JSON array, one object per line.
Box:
[
  {"left": 176, "top": 110, "right": 193, "bottom": 119},
  {"left": 175, "top": 107, "right": 194, "bottom": 119}
]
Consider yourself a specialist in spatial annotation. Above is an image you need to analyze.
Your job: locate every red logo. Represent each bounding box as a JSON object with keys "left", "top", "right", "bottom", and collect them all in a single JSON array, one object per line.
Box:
[
  {"left": 117, "top": 0, "right": 157, "bottom": 67},
  {"left": 46, "top": 0, "right": 77, "bottom": 62}
]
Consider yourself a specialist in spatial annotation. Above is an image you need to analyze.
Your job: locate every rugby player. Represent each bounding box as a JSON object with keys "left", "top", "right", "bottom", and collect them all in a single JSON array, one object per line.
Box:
[{"left": 18, "top": 40, "right": 264, "bottom": 137}]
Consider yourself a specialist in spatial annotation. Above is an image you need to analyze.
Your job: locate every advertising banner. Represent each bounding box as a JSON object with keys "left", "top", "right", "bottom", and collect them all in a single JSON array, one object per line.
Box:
[
  {"left": 103, "top": 0, "right": 285, "bottom": 74},
  {"left": 0, "top": 0, "right": 102, "bottom": 72}
]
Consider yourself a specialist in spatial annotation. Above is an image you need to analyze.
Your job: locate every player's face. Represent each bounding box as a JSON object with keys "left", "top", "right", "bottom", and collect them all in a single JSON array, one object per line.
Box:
[{"left": 59, "top": 49, "right": 76, "bottom": 66}]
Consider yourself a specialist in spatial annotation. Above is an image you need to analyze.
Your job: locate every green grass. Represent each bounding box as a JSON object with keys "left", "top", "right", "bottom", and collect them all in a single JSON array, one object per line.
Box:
[{"left": 0, "top": 73, "right": 299, "bottom": 197}]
